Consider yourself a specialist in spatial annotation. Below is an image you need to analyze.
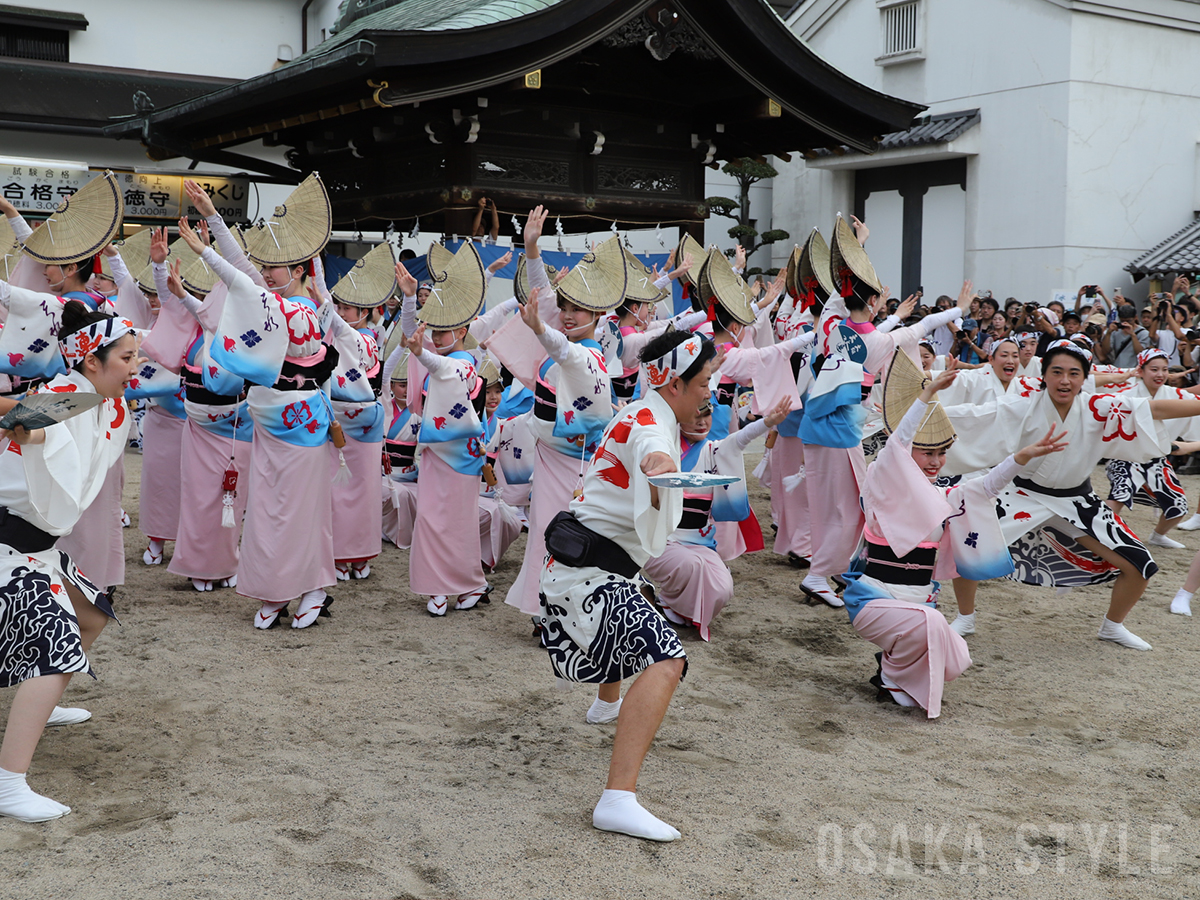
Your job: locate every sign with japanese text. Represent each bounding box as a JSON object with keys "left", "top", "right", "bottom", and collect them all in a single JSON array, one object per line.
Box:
[
  {"left": 0, "top": 161, "right": 95, "bottom": 213},
  {"left": 0, "top": 159, "right": 250, "bottom": 222}
]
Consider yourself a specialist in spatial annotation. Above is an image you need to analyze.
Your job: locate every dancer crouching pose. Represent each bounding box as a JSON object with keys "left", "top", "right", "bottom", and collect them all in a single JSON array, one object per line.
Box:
[
  {"left": 538, "top": 328, "right": 715, "bottom": 842},
  {"left": 0, "top": 299, "right": 137, "bottom": 821},
  {"left": 845, "top": 354, "right": 1066, "bottom": 717}
]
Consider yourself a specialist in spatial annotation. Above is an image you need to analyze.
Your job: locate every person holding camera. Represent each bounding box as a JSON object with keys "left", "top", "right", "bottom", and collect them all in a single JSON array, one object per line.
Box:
[
  {"left": 1148, "top": 294, "right": 1186, "bottom": 366},
  {"left": 1103, "top": 305, "right": 1148, "bottom": 368},
  {"left": 1074, "top": 284, "right": 1113, "bottom": 317}
]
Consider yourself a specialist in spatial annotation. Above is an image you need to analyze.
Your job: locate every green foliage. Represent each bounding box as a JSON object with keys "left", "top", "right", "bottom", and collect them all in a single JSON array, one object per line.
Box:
[
  {"left": 711, "top": 157, "right": 788, "bottom": 260},
  {"left": 706, "top": 196, "right": 738, "bottom": 218}
]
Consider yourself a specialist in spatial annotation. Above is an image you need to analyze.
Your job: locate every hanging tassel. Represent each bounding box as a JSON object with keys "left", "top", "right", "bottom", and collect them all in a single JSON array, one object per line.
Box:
[
  {"left": 221, "top": 466, "right": 239, "bottom": 529},
  {"left": 93, "top": 255, "right": 104, "bottom": 275},
  {"left": 333, "top": 448, "right": 352, "bottom": 485},
  {"left": 839, "top": 267, "right": 854, "bottom": 298},
  {"left": 705, "top": 298, "right": 718, "bottom": 323},
  {"left": 681, "top": 282, "right": 690, "bottom": 300},
  {"left": 802, "top": 278, "right": 819, "bottom": 311},
  {"left": 782, "top": 466, "right": 806, "bottom": 493}
]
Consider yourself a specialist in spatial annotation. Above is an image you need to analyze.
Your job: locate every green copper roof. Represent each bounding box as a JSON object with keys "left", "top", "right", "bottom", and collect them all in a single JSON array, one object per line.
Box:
[{"left": 330, "top": 0, "right": 566, "bottom": 37}]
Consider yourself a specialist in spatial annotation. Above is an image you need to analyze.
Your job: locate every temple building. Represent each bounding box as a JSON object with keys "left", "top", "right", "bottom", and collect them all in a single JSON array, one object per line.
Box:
[{"left": 105, "top": 0, "right": 921, "bottom": 250}]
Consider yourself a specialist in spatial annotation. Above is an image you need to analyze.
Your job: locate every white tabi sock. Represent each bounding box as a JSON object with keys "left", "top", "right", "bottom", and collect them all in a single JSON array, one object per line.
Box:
[
  {"left": 192, "top": 579, "right": 213, "bottom": 593},
  {"left": 1178, "top": 514, "right": 1200, "bottom": 531},
  {"left": 592, "top": 789, "right": 680, "bottom": 842},
  {"left": 801, "top": 574, "right": 844, "bottom": 608},
  {"left": 879, "top": 672, "right": 920, "bottom": 708},
  {"left": 1098, "top": 617, "right": 1152, "bottom": 651},
  {"left": 1170, "top": 590, "right": 1193, "bottom": 617},
  {"left": 254, "top": 600, "right": 289, "bottom": 630},
  {"left": 0, "top": 766, "right": 70, "bottom": 822},
  {"left": 45, "top": 706, "right": 91, "bottom": 727},
  {"left": 1149, "top": 532, "right": 1187, "bottom": 550},
  {"left": 586, "top": 696, "right": 622, "bottom": 724},
  {"left": 291, "top": 590, "right": 328, "bottom": 629},
  {"left": 950, "top": 612, "right": 975, "bottom": 636}
]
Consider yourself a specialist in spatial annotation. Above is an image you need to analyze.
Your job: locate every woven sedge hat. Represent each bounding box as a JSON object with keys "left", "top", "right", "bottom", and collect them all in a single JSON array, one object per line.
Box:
[
  {"left": 418, "top": 240, "right": 486, "bottom": 329},
  {"left": 387, "top": 347, "right": 410, "bottom": 381},
  {"left": 332, "top": 242, "right": 397, "bottom": 309},
  {"left": 244, "top": 173, "right": 332, "bottom": 267},
  {"left": 622, "top": 246, "right": 667, "bottom": 304},
  {"left": 882, "top": 349, "right": 956, "bottom": 450},
  {"left": 698, "top": 248, "right": 756, "bottom": 325},
  {"left": 102, "top": 227, "right": 153, "bottom": 283},
  {"left": 1, "top": 216, "right": 21, "bottom": 281},
  {"left": 676, "top": 232, "right": 707, "bottom": 294},
  {"left": 22, "top": 170, "right": 123, "bottom": 266},
  {"left": 830, "top": 214, "right": 882, "bottom": 302},
  {"left": 513, "top": 253, "right": 559, "bottom": 305},
  {"left": 180, "top": 225, "right": 248, "bottom": 296},
  {"left": 555, "top": 235, "right": 627, "bottom": 313},
  {"left": 478, "top": 356, "right": 501, "bottom": 387}
]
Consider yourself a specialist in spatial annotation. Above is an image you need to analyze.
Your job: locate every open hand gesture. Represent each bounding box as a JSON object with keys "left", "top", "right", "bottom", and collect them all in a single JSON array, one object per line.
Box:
[
  {"left": 150, "top": 226, "right": 170, "bottom": 264},
  {"left": 404, "top": 323, "right": 426, "bottom": 355},
  {"left": 183, "top": 180, "right": 217, "bottom": 218},
  {"left": 523, "top": 205, "right": 548, "bottom": 256},
  {"left": 517, "top": 286, "right": 545, "bottom": 334},
  {"left": 763, "top": 396, "right": 794, "bottom": 429},
  {"left": 1014, "top": 424, "right": 1069, "bottom": 466},
  {"left": 395, "top": 262, "right": 417, "bottom": 297}
]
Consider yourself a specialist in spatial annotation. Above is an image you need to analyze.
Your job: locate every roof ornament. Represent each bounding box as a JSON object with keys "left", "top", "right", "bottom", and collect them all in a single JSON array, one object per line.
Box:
[{"left": 645, "top": 8, "right": 681, "bottom": 61}]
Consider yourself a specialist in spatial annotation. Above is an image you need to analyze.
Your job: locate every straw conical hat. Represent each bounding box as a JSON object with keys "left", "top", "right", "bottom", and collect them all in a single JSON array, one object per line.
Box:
[
  {"left": 417, "top": 240, "right": 486, "bottom": 329},
  {"left": 556, "top": 235, "right": 627, "bottom": 312},
  {"left": 478, "top": 356, "right": 501, "bottom": 387},
  {"left": 698, "top": 248, "right": 756, "bottom": 325},
  {"left": 830, "top": 214, "right": 882, "bottom": 300},
  {"left": 332, "top": 242, "right": 397, "bottom": 309},
  {"left": 0, "top": 216, "right": 21, "bottom": 281},
  {"left": 784, "top": 244, "right": 802, "bottom": 299},
  {"left": 882, "top": 349, "right": 955, "bottom": 449},
  {"left": 244, "top": 173, "right": 332, "bottom": 267},
  {"left": 798, "top": 229, "right": 834, "bottom": 309},
  {"left": 102, "top": 227, "right": 153, "bottom": 282},
  {"left": 180, "top": 225, "right": 248, "bottom": 296},
  {"left": 676, "top": 232, "right": 707, "bottom": 293},
  {"left": 622, "top": 247, "right": 667, "bottom": 304},
  {"left": 514, "top": 253, "right": 559, "bottom": 305},
  {"left": 21, "top": 170, "right": 123, "bottom": 266},
  {"left": 427, "top": 241, "right": 455, "bottom": 277},
  {"left": 387, "top": 347, "right": 410, "bottom": 380}
]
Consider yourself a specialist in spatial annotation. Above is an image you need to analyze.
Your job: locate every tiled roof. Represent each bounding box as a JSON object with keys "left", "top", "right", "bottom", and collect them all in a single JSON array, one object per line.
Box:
[
  {"left": 811, "top": 108, "right": 979, "bottom": 157},
  {"left": 329, "top": 0, "right": 564, "bottom": 38},
  {"left": 877, "top": 108, "right": 979, "bottom": 150},
  {"left": 1126, "top": 216, "right": 1200, "bottom": 280}
]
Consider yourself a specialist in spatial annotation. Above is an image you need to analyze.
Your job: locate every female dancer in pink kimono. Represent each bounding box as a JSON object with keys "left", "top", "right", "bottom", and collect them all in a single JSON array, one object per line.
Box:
[{"left": 846, "top": 361, "right": 1066, "bottom": 717}]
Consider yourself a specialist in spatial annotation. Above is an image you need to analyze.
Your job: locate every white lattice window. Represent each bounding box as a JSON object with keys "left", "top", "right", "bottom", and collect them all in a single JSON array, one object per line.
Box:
[{"left": 877, "top": 0, "right": 924, "bottom": 65}]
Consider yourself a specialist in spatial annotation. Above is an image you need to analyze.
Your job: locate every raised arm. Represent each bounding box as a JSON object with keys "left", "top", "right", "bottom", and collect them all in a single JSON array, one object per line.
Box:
[
  {"left": 185, "top": 180, "right": 266, "bottom": 288},
  {"left": 395, "top": 262, "right": 420, "bottom": 337},
  {"left": 0, "top": 197, "right": 31, "bottom": 242}
]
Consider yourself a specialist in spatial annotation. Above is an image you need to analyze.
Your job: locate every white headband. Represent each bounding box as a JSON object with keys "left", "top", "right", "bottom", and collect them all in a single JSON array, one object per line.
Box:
[
  {"left": 59, "top": 316, "right": 136, "bottom": 368},
  {"left": 645, "top": 334, "right": 704, "bottom": 388}
]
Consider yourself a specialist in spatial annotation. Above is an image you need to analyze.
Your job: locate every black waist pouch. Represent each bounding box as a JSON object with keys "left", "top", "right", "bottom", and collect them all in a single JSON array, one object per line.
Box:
[{"left": 544, "top": 511, "right": 640, "bottom": 579}]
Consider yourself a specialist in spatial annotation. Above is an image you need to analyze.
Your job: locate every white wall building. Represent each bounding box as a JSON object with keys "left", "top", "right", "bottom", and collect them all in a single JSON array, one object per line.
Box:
[{"left": 774, "top": 0, "right": 1200, "bottom": 305}]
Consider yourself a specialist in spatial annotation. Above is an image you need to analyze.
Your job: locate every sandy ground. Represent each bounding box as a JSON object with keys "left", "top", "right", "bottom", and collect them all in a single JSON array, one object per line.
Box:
[{"left": 2, "top": 446, "right": 1200, "bottom": 899}]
